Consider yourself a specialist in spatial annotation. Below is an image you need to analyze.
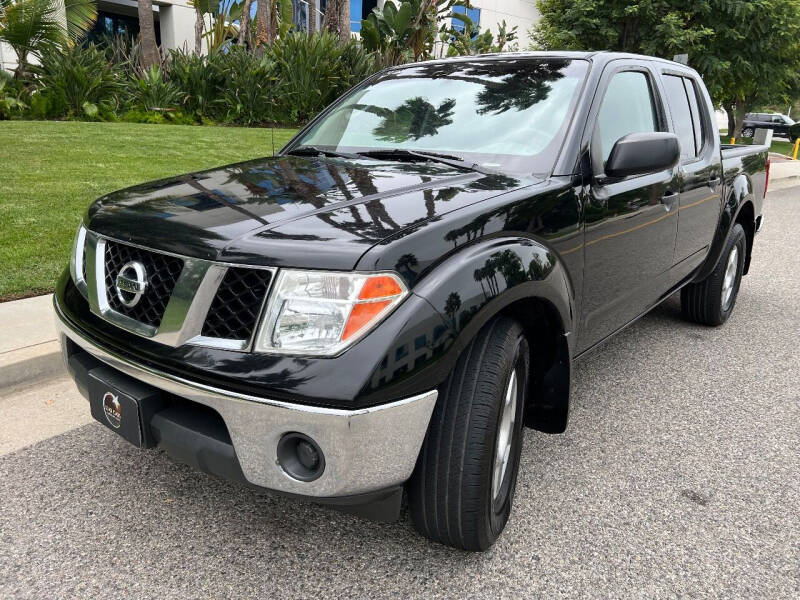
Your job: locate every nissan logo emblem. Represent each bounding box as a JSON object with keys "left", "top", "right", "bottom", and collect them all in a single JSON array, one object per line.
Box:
[{"left": 115, "top": 260, "right": 148, "bottom": 307}]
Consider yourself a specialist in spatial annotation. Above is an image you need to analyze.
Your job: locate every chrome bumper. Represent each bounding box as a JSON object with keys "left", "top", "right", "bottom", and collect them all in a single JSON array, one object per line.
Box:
[{"left": 55, "top": 301, "right": 437, "bottom": 498}]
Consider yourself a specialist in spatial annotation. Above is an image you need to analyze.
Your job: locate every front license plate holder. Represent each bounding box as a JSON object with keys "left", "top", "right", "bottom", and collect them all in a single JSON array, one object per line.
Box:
[{"left": 88, "top": 366, "right": 166, "bottom": 448}]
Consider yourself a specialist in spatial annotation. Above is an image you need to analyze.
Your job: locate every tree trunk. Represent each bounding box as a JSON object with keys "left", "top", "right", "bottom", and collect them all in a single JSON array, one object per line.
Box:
[
  {"left": 194, "top": 8, "right": 204, "bottom": 54},
  {"left": 255, "top": 0, "right": 271, "bottom": 55},
  {"left": 338, "top": 0, "right": 350, "bottom": 43},
  {"left": 724, "top": 102, "right": 736, "bottom": 136},
  {"left": 733, "top": 98, "right": 748, "bottom": 139},
  {"left": 14, "top": 51, "right": 29, "bottom": 80},
  {"left": 137, "top": 0, "right": 160, "bottom": 68},
  {"left": 323, "top": 0, "right": 341, "bottom": 36},
  {"left": 308, "top": 0, "right": 316, "bottom": 34},
  {"left": 270, "top": 0, "right": 278, "bottom": 41},
  {"left": 239, "top": 0, "right": 253, "bottom": 47}
]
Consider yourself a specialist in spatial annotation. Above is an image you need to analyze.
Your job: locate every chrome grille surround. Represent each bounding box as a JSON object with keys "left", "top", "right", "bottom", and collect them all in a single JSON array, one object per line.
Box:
[{"left": 78, "top": 229, "right": 276, "bottom": 351}]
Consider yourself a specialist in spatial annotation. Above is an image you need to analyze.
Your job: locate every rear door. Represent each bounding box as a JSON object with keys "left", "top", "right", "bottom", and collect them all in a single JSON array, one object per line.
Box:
[
  {"left": 660, "top": 72, "right": 722, "bottom": 265},
  {"left": 579, "top": 62, "right": 681, "bottom": 350}
]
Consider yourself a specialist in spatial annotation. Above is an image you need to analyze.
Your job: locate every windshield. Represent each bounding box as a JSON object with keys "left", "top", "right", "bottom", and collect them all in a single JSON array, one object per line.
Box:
[{"left": 294, "top": 58, "right": 589, "bottom": 175}]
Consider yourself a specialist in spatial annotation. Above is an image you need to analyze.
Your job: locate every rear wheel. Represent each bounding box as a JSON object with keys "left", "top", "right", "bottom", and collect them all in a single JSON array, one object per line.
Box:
[
  {"left": 681, "top": 223, "right": 746, "bottom": 326},
  {"left": 742, "top": 127, "right": 754, "bottom": 138},
  {"left": 408, "top": 316, "right": 529, "bottom": 551}
]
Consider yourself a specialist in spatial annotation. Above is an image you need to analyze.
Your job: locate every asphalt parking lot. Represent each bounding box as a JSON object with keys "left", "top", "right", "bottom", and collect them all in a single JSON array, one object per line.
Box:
[{"left": 1, "top": 186, "right": 798, "bottom": 599}]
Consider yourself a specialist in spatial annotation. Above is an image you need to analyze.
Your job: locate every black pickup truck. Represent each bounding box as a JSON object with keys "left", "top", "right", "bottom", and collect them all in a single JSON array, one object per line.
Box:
[{"left": 55, "top": 52, "right": 769, "bottom": 551}]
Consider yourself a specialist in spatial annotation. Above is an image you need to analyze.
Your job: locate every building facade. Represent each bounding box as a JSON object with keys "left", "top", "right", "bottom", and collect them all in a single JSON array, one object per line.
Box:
[{"left": 1, "top": 0, "right": 195, "bottom": 72}]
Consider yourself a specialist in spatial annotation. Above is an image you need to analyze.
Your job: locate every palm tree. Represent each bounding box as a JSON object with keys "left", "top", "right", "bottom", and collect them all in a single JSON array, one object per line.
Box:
[
  {"left": 307, "top": 0, "right": 315, "bottom": 34},
  {"left": 323, "top": 0, "right": 348, "bottom": 43},
  {"left": 0, "top": 0, "right": 96, "bottom": 78},
  {"left": 254, "top": 0, "right": 271, "bottom": 54},
  {"left": 238, "top": 0, "right": 253, "bottom": 47},
  {"left": 137, "top": 0, "right": 158, "bottom": 68}
]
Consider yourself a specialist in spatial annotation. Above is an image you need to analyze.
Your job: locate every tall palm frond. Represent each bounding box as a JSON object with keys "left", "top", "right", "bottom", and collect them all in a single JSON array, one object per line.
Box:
[
  {"left": 0, "top": 0, "right": 96, "bottom": 76},
  {"left": 64, "top": 0, "right": 97, "bottom": 42},
  {"left": 0, "top": 0, "right": 62, "bottom": 75}
]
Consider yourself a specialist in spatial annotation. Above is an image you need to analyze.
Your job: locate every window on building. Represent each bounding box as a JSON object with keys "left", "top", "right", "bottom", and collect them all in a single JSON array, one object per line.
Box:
[
  {"left": 395, "top": 344, "right": 408, "bottom": 361},
  {"left": 596, "top": 71, "right": 658, "bottom": 166},
  {"left": 451, "top": 5, "right": 481, "bottom": 34},
  {"left": 293, "top": 0, "right": 309, "bottom": 31},
  {"left": 414, "top": 334, "right": 427, "bottom": 351},
  {"left": 350, "top": 0, "right": 372, "bottom": 32},
  {"left": 86, "top": 11, "right": 161, "bottom": 47}
]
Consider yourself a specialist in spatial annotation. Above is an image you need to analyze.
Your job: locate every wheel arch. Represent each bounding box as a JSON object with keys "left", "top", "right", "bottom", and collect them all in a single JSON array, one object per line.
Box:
[
  {"left": 693, "top": 174, "right": 756, "bottom": 282},
  {"left": 413, "top": 236, "right": 575, "bottom": 434}
]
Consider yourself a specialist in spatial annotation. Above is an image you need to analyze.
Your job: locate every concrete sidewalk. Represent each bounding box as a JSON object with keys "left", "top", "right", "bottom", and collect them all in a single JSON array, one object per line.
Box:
[
  {"left": 0, "top": 294, "right": 63, "bottom": 392},
  {"left": 769, "top": 153, "right": 800, "bottom": 190}
]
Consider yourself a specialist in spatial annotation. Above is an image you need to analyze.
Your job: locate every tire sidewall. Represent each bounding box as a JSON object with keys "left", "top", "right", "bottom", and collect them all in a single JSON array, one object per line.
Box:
[
  {"left": 487, "top": 334, "right": 529, "bottom": 539},
  {"left": 717, "top": 225, "right": 747, "bottom": 323}
]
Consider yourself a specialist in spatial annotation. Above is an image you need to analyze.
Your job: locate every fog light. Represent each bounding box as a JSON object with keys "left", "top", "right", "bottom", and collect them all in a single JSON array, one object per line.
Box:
[{"left": 277, "top": 433, "right": 325, "bottom": 482}]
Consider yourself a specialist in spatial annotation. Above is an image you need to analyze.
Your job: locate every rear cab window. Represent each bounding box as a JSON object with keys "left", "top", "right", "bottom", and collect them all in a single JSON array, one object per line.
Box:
[{"left": 662, "top": 73, "right": 707, "bottom": 161}]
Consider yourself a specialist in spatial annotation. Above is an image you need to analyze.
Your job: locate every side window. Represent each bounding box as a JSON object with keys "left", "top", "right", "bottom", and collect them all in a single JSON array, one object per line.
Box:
[
  {"left": 683, "top": 78, "right": 705, "bottom": 157},
  {"left": 596, "top": 71, "right": 658, "bottom": 166},
  {"left": 663, "top": 75, "right": 695, "bottom": 159}
]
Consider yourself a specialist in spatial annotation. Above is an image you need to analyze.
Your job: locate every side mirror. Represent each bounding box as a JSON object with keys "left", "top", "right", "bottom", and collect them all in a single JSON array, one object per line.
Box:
[{"left": 605, "top": 132, "right": 680, "bottom": 179}]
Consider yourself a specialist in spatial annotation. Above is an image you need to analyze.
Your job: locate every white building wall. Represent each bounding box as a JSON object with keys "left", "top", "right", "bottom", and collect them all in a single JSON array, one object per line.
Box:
[
  {"left": 463, "top": 0, "right": 541, "bottom": 48},
  {"left": 1, "top": 42, "right": 18, "bottom": 74},
  {"left": 157, "top": 1, "right": 197, "bottom": 53}
]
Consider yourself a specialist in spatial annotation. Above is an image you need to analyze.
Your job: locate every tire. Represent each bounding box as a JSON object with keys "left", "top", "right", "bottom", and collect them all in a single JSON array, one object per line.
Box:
[
  {"left": 408, "top": 316, "right": 529, "bottom": 551},
  {"left": 681, "top": 223, "right": 747, "bottom": 326},
  {"left": 742, "top": 127, "right": 754, "bottom": 138}
]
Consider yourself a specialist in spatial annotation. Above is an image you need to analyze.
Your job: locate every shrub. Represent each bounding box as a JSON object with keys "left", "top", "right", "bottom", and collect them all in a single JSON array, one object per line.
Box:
[
  {"left": 219, "top": 47, "right": 285, "bottom": 125},
  {"left": 167, "top": 50, "right": 226, "bottom": 120},
  {"left": 0, "top": 73, "right": 27, "bottom": 119},
  {"left": 32, "top": 44, "right": 123, "bottom": 118},
  {"left": 25, "top": 33, "right": 382, "bottom": 126},
  {"left": 121, "top": 109, "right": 167, "bottom": 124},
  {"left": 127, "top": 66, "right": 181, "bottom": 111},
  {"left": 270, "top": 32, "right": 379, "bottom": 123}
]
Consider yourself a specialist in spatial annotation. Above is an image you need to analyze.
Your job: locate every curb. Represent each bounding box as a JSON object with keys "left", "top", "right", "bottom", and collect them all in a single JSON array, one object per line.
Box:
[{"left": 0, "top": 341, "right": 65, "bottom": 394}]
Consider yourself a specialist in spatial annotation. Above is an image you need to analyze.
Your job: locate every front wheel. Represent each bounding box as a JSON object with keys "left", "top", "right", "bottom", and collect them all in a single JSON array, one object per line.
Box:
[
  {"left": 681, "top": 223, "right": 746, "bottom": 326},
  {"left": 408, "top": 316, "right": 529, "bottom": 551},
  {"left": 742, "top": 127, "right": 754, "bottom": 138}
]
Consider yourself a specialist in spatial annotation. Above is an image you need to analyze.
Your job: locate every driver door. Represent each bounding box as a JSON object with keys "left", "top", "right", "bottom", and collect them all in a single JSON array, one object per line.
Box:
[{"left": 579, "top": 65, "right": 680, "bottom": 350}]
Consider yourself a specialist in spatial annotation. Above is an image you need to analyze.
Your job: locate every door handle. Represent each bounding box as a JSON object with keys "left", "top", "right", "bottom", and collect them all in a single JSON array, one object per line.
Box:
[{"left": 661, "top": 190, "right": 678, "bottom": 212}]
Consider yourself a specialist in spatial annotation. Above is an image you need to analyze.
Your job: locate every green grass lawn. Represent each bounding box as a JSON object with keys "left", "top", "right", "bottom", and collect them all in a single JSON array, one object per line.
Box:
[{"left": 0, "top": 121, "right": 297, "bottom": 301}]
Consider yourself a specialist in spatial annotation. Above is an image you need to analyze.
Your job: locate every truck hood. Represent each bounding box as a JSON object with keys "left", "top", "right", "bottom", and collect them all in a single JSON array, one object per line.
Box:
[{"left": 87, "top": 155, "right": 535, "bottom": 270}]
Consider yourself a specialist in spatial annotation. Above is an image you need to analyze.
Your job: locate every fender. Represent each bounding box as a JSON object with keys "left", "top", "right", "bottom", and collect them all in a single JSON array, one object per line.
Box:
[
  {"left": 693, "top": 173, "right": 756, "bottom": 283},
  {"left": 411, "top": 236, "right": 575, "bottom": 433}
]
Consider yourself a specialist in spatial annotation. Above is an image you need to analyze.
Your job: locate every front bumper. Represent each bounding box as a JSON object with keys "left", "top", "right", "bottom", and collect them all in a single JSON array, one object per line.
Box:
[{"left": 55, "top": 297, "right": 437, "bottom": 500}]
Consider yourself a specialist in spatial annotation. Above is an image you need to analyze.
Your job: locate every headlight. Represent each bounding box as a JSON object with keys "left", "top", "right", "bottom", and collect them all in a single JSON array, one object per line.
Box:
[{"left": 254, "top": 270, "right": 408, "bottom": 356}]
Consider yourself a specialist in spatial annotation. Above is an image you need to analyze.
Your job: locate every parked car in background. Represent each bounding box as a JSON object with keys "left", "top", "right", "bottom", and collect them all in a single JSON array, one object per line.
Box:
[
  {"left": 742, "top": 112, "right": 796, "bottom": 140},
  {"left": 55, "top": 52, "right": 769, "bottom": 551}
]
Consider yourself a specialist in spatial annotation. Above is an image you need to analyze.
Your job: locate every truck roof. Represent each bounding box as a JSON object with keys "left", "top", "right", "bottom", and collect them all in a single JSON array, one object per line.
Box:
[{"left": 397, "top": 50, "right": 699, "bottom": 74}]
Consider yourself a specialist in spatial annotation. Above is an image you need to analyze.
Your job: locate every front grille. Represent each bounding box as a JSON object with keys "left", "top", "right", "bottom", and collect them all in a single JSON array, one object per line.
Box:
[
  {"left": 104, "top": 240, "right": 184, "bottom": 328},
  {"left": 201, "top": 267, "right": 273, "bottom": 340}
]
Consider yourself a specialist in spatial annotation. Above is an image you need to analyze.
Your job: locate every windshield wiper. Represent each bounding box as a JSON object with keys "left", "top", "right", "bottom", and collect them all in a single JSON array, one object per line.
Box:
[
  {"left": 286, "top": 145, "right": 362, "bottom": 159},
  {"left": 357, "top": 148, "right": 494, "bottom": 175}
]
